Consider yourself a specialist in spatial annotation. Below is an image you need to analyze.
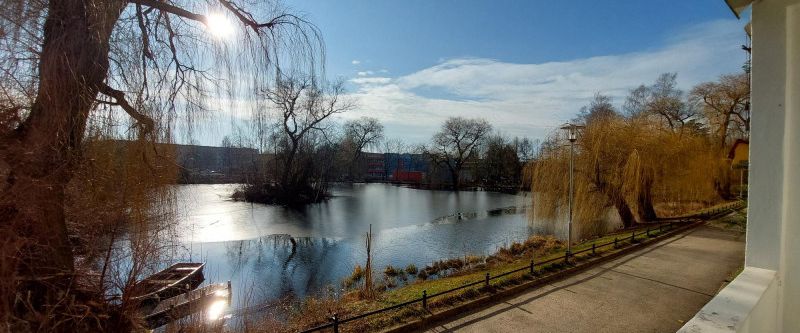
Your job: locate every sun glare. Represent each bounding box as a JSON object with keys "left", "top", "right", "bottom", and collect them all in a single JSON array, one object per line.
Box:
[
  {"left": 205, "top": 13, "right": 234, "bottom": 39},
  {"left": 206, "top": 300, "right": 227, "bottom": 321}
]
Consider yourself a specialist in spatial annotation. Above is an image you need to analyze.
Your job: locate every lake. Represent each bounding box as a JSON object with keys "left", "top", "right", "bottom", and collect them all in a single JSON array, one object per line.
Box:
[{"left": 172, "top": 183, "right": 555, "bottom": 310}]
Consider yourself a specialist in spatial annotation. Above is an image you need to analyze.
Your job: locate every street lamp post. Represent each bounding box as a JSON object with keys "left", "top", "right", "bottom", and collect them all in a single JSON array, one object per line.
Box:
[{"left": 561, "top": 123, "right": 584, "bottom": 258}]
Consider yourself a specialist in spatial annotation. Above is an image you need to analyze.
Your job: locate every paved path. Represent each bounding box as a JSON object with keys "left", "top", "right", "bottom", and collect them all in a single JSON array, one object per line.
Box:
[{"left": 422, "top": 225, "right": 745, "bottom": 333}]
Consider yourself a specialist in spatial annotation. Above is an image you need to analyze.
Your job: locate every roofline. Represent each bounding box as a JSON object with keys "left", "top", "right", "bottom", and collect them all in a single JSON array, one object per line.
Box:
[
  {"left": 725, "top": 0, "right": 742, "bottom": 19},
  {"left": 724, "top": 0, "right": 755, "bottom": 20},
  {"left": 728, "top": 139, "right": 750, "bottom": 159}
]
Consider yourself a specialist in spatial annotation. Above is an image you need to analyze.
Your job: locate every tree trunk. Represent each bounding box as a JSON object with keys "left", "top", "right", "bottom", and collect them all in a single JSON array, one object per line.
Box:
[
  {"left": 636, "top": 173, "right": 658, "bottom": 222},
  {"left": 282, "top": 141, "right": 299, "bottom": 189},
  {"left": 718, "top": 111, "right": 732, "bottom": 149},
  {"left": 449, "top": 166, "right": 461, "bottom": 190},
  {"left": 637, "top": 191, "right": 658, "bottom": 222},
  {"left": 603, "top": 184, "right": 637, "bottom": 229},
  {"left": 614, "top": 197, "right": 636, "bottom": 229},
  {"left": 1, "top": 0, "right": 123, "bottom": 318},
  {"left": 715, "top": 172, "right": 734, "bottom": 200}
]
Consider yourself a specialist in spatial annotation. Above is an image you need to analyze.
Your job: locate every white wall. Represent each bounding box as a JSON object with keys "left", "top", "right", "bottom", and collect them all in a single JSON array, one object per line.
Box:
[
  {"left": 746, "top": 0, "right": 787, "bottom": 272},
  {"left": 747, "top": 1, "right": 800, "bottom": 331},
  {"left": 779, "top": 3, "right": 800, "bottom": 331}
]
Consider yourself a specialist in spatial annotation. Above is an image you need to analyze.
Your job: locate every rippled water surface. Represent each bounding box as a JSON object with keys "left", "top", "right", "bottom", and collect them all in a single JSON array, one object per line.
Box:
[{"left": 173, "top": 183, "right": 543, "bottom": 308}]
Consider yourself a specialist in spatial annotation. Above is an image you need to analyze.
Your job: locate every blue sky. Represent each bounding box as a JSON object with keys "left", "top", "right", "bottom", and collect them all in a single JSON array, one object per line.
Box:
[
  {"left": 288, "top": 0, "right": 739, "bottom": 78},
  {"left": 203, "top": 1, "right": 749, "bottom": 146}
]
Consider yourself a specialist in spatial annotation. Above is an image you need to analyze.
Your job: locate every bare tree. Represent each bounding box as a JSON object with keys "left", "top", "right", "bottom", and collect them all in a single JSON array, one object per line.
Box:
[
  {"left": 264, "top": 74, "right": 354, "bottom": 195},
  {"left": 0, "top": 0, "right": 323, "bottom": 329},
  {"left": 690, "top": 73, "right": 750, "bottom": 149},
  {"left": 577, "top": 92, "right": 618, "bottom": 125},
  {"left": 513, "top": 137, "right": 537, "bottom": 162},
  {"left": 623, "top": 85, "right": 651, "bottom": 118},
  {"left": 427, "top": 117, "right": 492, "bottom": 190},
  {"left": 342, "top": 116, "right": 384, "bottom": 179},
  {"left": 382, "top": 137, "right": 408, "bottom": 156},
  {"left": 624, "top": 73, "right": 695, "bottom": 131},
  {"left": 478, "top": 135, "right": 522, "bottom": 189},
  {"left": 381, "top": 137, "right": 407, "bottom": 181}
]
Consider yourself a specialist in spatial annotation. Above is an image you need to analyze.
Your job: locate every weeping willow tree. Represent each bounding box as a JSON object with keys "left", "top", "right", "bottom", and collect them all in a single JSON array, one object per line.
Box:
[
  {"left": 0, "top": 0, "right": 322, "bottom": 330},
  {"left": 531, "top": 92, "right": 721, "bottom": 241}
]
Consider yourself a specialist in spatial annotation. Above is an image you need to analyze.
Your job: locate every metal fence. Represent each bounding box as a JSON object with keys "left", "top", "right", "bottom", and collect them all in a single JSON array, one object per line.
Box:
[{"left": 299, "top": 201, "right": 745, "bottom": 333}]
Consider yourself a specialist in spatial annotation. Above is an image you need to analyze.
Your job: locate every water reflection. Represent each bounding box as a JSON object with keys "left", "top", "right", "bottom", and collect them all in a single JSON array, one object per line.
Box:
[{"left": 175, "top": 183, "right": 539, "bottom": 308}]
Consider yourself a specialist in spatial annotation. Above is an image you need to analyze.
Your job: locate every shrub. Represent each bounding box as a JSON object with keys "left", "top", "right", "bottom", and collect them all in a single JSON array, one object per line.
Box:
[
  {"left": 444, "top": 258, "right": 465, "bottom": 270},
  {"left": 405, "top": 264, "right": 418, "bottom": 275},
  {"left": 344, "top": 264, "right": 365, "bottom": 289},
  {"left": 465, "top": 255, "right": 484, "bottom": 265},
  {"left": 509, "top": 242, "right": 525, "bottom": 255},
  {"left": 383, "top": 265, "right": 400, "bottom": 277},
  {"left": 424, "top": 262, "right": 440, "bottom": 276},
  {"left": 351, "top": 264, "right": 365, "bottom": 280}
]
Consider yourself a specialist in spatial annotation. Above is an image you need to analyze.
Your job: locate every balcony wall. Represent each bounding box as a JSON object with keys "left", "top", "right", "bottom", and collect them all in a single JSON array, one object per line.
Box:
[{"left": 680, "top": 0, "right": 800, "bottom": 331}]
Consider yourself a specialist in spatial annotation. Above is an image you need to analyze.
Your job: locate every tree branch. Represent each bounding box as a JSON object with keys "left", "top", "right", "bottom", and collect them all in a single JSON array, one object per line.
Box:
[
  {"left": 217, "top": 0, "right": 279, "bottom": 32},
  {"left": 130, "top": 0, "right": 294, "bottom": 34},
  {"left": 129, "top": 0, "right": 206, "bottom": 22},
  {"left": 98, "top": 83, "right": 154, "bottom": 134}
]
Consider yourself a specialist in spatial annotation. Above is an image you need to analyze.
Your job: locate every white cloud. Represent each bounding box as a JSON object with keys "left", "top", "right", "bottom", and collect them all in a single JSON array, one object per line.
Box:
[
  {"left": 350, "top": 77, "right": 392, "bottom": 85},
  {"left": 351, "top": 60, "right": 361, "bottom": 65},
  {"left": 345, "top": 20, "right": 747, "bottom": 144}
]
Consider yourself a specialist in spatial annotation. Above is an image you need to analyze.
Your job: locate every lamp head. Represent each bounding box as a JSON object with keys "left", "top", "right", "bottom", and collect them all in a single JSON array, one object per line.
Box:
[{"left": 560, "top": 123, "right": 583, "bottom": 143}]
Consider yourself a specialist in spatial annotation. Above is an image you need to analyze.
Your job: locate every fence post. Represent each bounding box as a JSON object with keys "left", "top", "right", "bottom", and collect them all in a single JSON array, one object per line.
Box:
[
  {"left": 592, "top": 243, "right": 596, "bottom": 255},
  {"left": 631, "top": 230, "right": 635, "bottom": 243},
  {"left": 646, "top": 228, "right": 650, "bottom": 237},
  {"left": 422, "top": 290, "right": 427, "bottom": 310},
  {"left": 614, "top": 237, "right": 618, "bottom": 248},
  {"left": 227, "top": 280, "right": 232, "bottom": 304},
  {"left": 529, "top": 258, "right": 535, "bottom": 275},
  {"left": 331, "top": 314, "right": 339, "bottom": 333},
  {"left": 564, "top": 250, "right": 570, "bottom": 264},
  {"left": 484, "top": 272, "right": 490, "bottom": 288}
]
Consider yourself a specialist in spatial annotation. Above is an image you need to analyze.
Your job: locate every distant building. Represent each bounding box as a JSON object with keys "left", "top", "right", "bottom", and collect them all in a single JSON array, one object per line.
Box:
[
  {"left": 105, "top": 140, "right": 260, "bottom": 183},
  {"left": 174, "top": 144, "right": 259, "bottom": 174},
  {"left": 363, "top": 152, "right": 386, "bottom": 180},
  {"left": 384, "top": 153, "right": 428, "bottom": 182}
]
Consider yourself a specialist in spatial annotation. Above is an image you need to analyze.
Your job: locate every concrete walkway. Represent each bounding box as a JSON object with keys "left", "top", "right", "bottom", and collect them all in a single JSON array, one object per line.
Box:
[{"left": 422, "top": 225, "right": 745, "bottom": 333}]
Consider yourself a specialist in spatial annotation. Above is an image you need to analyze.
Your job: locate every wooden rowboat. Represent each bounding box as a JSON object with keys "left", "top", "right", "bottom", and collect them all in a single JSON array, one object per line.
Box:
[{"left": 129, "top": 262, "right": 205, "bottom": 306}]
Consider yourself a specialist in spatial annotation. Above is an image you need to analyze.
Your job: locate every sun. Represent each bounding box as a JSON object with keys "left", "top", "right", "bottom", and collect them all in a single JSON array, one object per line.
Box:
[{"left": 205, "top": 13, "right": 235, "bottom": 39}]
